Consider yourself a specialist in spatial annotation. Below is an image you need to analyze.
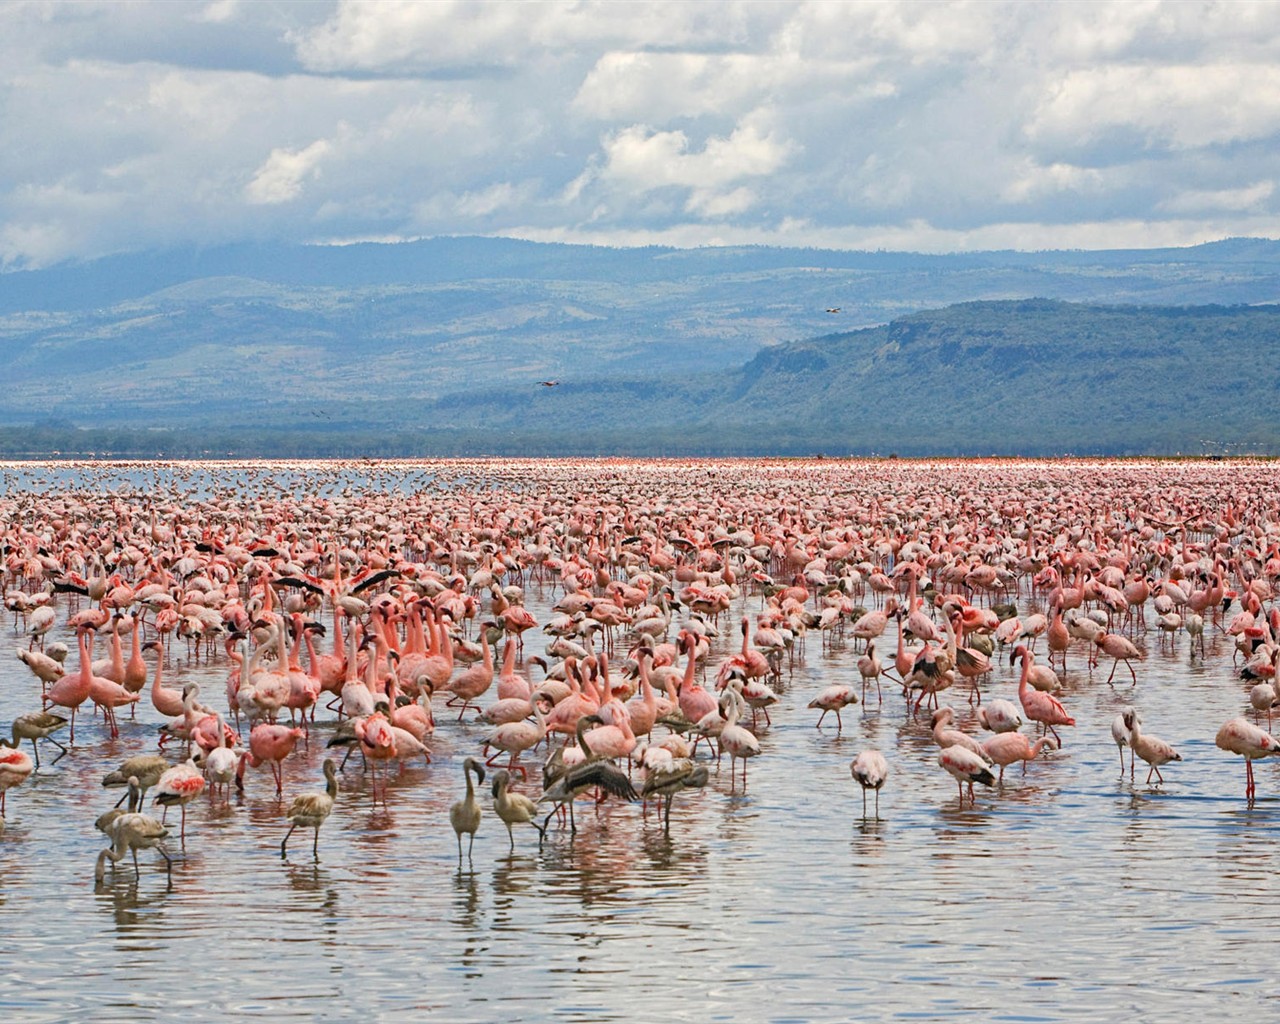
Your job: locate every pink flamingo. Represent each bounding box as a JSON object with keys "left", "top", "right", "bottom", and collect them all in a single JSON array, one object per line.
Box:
[
  {"left": 930, "top": 707, "right": 989, "bottom": 761},
  {"left": 980, "top": 732, "right": 1056, "bottom": 783},
  {"left": 355, "top": 709, "right": 399, "bottom": 805},
  {"left": 88, "top": 669, "right": 140, "bottom": 740},
  {"left": 445, "top": 624, "right": 493, "bottom": 720},
  {"left": 1011, "top": 644, "right": 1075, "bottom": 744},
  {"left": 677, "top": 632, "right": 717, "bottom": 725},
  {"left": 1094, "top": 630, "right": 1144, "bottom": 685},
  {"left": 153, "top": 755, "right": 206, "bottom": 844},
  {"left": 1127, "top": 712, "right": 1180, "bottom": 785},
  {"left": 808, "top": 680, "right": 860, "bottom": 731},
  {"left": 43, "top": 626, "right": 97, "bottom": 743},
  {"left": 483, "top": 699, "right": 546, "bottom": 778},
  {"left": 938, "top": 744, "right": 995, "bottom": 804},
  {"left": 0, "top": 747, "right": 34, "bottom": 817},
  {"left": 850, "top": 749, "right": 888, "bottom": 819},
  {"left": 1046, "top": 599, "right": 1070, "bottom": 670},
  {"left": 625, "top": 651, "right": 661, "bottom": 740},
  {"left": 582, "top": 699, "right": 637, "bottom": 762},
  {"left": 715, "top": 616, "right": 772, "bottom": 686},
  {"left": 495, "top": 639, "right": 531, "bottom": 701},
  {"left": 238, "top": 723, "right": 306, "bottom": 796},
  {"left": 851, "top": 598, "right": 897, "bottom": 649},
  {"left": 1216, "top": 717, "right": 1279, "bottom": 801}
]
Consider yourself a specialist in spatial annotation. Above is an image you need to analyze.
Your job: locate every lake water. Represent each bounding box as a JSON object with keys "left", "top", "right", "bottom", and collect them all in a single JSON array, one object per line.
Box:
[{"left": 1, "top": 459, "right": 1276, "bottom": 1022}]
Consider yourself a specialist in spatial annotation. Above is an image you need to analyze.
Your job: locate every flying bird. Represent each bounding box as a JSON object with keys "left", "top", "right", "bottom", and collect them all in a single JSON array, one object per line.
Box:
[
  {"left": 537, "top": 380, "right": 560, "bottom": 387},
  {"left": 825, "top": 307, "right": 841, "bottom": 313}
]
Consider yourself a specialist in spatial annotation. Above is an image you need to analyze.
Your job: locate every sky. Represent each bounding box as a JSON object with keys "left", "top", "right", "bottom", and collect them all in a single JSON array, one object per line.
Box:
[{"left": 4, "top": 0, "right": 1280, "bottom": 269}]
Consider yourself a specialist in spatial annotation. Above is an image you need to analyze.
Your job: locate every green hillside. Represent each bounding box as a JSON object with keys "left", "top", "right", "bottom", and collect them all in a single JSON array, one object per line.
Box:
[{"left": 2, "top": 298, "right": 1276, "bottom": 457}]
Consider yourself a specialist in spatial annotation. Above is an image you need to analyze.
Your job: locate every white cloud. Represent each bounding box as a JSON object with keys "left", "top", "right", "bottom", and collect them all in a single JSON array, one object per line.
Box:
[
  {"left": 245, "top": 139, "right": 333, "bottom": 205},
  {"left": 195, "top": 1, "right": 241, "bottom": 26},
  {"left": 686, "top": 186, "right": 757, "bottom": 218},
  {"left": 600, "top": 116, "right": 792, "bottom": 192},
  {"left": 1002, "top": 161, "right": 1106, "bottom": 204},
  {"left": 1030, "top": 64, "right": 1280, "bottom": 151},
  {"left": 1159, "top": 181, "right": 1275, "bottom": 215},
  {"left": 3, "top": 1, "right": 1280, "bottom": 267}
]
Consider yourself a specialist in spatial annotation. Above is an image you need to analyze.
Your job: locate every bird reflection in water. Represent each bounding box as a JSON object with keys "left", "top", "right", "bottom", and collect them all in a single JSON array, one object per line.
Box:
[
  {"left": 452, "top": 867, "right": 485, "bottom": 952},
  {"left": 95, "top": 875, "right": 171, "bottom": 934},
  {"left": 538, "top": 835, "right": 639, "bottom": 909},
  {"left": 491, "top": 854, "right": 538, "bottom": 902},
  {"left": 638, "top": 826, "right": 708, "bottom": 876},
  {"left": 351, "top": 807, "right": 398, "bottom": 851},
  {"left": 851, "top": 816, "right": 888, "bottom": 859}
]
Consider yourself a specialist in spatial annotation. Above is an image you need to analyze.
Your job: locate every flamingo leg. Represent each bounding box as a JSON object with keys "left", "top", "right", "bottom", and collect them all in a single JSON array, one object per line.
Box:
[{"left": 281, "top": 823, "right": 297, "bottom": 857}]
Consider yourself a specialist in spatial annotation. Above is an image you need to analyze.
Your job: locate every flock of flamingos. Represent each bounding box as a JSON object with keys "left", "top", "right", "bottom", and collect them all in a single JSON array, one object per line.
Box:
[{"left": 2, "top": 457, "right": 1279, "bottom": 883}]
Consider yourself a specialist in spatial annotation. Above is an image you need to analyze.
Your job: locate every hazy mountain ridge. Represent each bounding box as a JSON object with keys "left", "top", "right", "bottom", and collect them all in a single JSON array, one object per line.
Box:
[{"left": 3, "top": 238, "right": 1280, "bottom": 454}]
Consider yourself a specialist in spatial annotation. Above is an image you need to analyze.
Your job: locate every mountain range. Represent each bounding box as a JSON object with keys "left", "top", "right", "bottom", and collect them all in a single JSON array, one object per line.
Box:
[{"left": 2, "top": 236, "right": 1279, "bottom": 456}]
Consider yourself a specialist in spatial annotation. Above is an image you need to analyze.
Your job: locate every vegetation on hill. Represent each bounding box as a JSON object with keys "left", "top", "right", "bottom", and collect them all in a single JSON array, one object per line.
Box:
[{"left": 2, "top": 296, "right": 1277, "bottom": 457}]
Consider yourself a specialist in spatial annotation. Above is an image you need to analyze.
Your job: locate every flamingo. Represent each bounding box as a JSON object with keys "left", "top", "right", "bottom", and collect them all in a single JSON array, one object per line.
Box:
[
  {"left": 103, "top": 751, "right": 170, "bottom": 798},
  {"left": 718, "top": 688, "right": 760, "bottom": 792},
  {"left": 0, "top": 747, "right": 34, "bottom": 817},
  {"left": 490, "top": 768, "right": 546, "bottom": 849},
  {"left": 0, "top": 711, "right": 69, "bottom": 769},
  {"left": 203, "top": 713, "right": 239, "bottom": 800},
  {"left": 930, "top": 707, "right": 990, "bottom": 762},
  {"left": 938, "top": 744, "right": 995, "bottom": 805},
  {"left": 1216, "top": 716, "right": 1280, "bottom": 801},
  {"left": 1011, "top": 645, "right": 1075, "bottom": 745},
  {"left": 239, "top": 723, "right": 305, "bottom": 796},
  {"left": 16, "top": 647, "right": 66, "bottom": 691},
  {"left": 1094, "top": 631, "right": 1144, "bottom": 685},
  {"left": 281, "top": 758, "right": 339, "bottom": 860},
  {"left": 445, "top": 625, "right": 494, "bottom": 720},
  {"left": 538, "top": 714, "right": 637, "bottom": 834},
  {"left": 1127, "top": 711, "right": 1181, "bottom": 785},
  {"left": 43, "top": 626, "right": 96, "bottom": 743},
  {"left": 94, "top": 782, "right": 172, "bottom": 883},
  {"left": 450, "top": 757, "right": 485, "bottom": 861},
  {"left": 1111, "top": 707, "right": 1138, "bottom": 778},
  {"left": 977, "top": 698, "right": 1022, "bottom": 734},
  {"left": 482, "top": 698, "right": 546, "bottom": 778},
  {"left": 857, "top": 641, "right": 884, "bottom": 704},
  {"left": 640, "top": 758, "right": 709, "bottom": 834},
  {"left": 147, "top": 639, "right": 185, "bottom": 718},
  {"left": 850, "top": 750, "right": 888, "bottom": 819},
  {"left": 677, "top": 632, "right": 717, "bottom": 725},
  {"left": 153, "top": 755, "right": 206, "bottom": 844},
  {"left": 808, "top": 680, "right": 860, "bottom": 731},
  {"left": 716, "top": 615, "right": 772, "bottom": 686},
  {"left": 851, "top": 598, "right": 897, "bottom": 648},
  {"left": 980, "top": 732, "right": 1057, "bottom": 784}
]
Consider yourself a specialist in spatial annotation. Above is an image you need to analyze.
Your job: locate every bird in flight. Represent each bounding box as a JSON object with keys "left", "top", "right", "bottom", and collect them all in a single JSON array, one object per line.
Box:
[
  {"left": 825, "top": 307, "right": 841, "bottom": 314},
  {"left": 537, "top": 380, "right": 560, "bottom": 387}
]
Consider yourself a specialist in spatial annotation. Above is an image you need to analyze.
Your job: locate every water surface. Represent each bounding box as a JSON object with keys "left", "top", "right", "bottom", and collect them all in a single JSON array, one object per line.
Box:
[{"left": 0, "top": 460, "right": 1275, "bottom": 1022}]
